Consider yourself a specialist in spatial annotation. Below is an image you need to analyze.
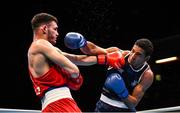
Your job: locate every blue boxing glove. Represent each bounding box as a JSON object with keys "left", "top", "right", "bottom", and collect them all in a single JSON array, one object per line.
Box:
[
  {"left": 64, "top": 32, "right": 87, "bottom": 49},
  {"left": 104, "top": 73, "right": 129, "bottom": 99}
]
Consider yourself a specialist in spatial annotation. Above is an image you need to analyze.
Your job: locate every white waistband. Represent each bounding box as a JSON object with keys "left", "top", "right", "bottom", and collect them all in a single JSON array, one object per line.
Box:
[
  {"left": 41, "top": 86, "right": 73, "bottom": 110},
  {"left": 100, "top": 94, "right": 128, "bottom": 109}
]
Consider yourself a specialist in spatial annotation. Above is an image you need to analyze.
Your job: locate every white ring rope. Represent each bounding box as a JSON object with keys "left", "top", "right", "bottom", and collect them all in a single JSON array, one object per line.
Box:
[{"left": 0, "top": 106, "right": 180, "bottom": 112}]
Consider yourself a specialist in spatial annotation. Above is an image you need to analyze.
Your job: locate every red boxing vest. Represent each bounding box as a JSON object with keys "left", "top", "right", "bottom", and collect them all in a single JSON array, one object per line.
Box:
[{"left": 29, "top": 66, "right": 67, "bottom": 98}]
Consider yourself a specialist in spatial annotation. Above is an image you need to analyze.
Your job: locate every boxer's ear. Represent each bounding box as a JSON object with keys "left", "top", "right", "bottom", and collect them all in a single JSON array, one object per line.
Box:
[
  {"left": 40, "top": 25, "right": 48, "bottom": 34},
  {"left": 145, "top": 55, "right": 150, "bottom": 61}
]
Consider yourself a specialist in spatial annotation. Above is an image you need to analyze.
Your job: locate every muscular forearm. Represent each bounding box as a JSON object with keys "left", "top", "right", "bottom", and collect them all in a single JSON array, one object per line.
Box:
[
  {"left": 63, "top": 52, "right": 97, "bottom": 66},
  {"left": 72, "top": 55, "right": 97, "bottom": 66},
  {"left": 55, "top": 47, "right": 97, "bottom": 65},
  {"left": 80, "top": 41, "right": 107, "bottom": 55},
  {"left": 119, "top": 95, "right": 138, "bottom": 112},
  {"left": 80, "top": 41, "right": 120, "bottom": 55},
  {"left": 123, "top": 95, "right": 138, "bottom": 108},
  {"left": 125, "top": 84, "right": 147, "bottom": 107}
]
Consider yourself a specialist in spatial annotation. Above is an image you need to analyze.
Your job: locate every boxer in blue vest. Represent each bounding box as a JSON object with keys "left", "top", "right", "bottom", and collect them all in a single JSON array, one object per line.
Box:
[{"left": 64, "top": 32, "right": 154, "bottom": 112}]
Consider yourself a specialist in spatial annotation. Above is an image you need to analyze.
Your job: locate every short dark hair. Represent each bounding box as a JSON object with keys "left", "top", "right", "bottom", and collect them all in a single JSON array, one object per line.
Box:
[
  {"left": 31, "top": 13, "right": 58, "bottom": 30},
  {"left": 135, "top": 38, "right": 154, "bottom": 56}
]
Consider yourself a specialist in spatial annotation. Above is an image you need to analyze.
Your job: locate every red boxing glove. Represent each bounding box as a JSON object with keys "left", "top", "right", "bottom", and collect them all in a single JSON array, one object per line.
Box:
[
  {"left": 66, "top": 74, "right": 83, "bottom": 90},
  {"left": 60, "top": 68, "right": 83, "bottom": 90},
  {"left": 97, "top": 51, "right": 125, "bottom": 69}
]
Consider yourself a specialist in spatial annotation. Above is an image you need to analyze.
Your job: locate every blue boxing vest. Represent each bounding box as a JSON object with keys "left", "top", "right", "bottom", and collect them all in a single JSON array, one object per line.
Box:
[{"left": 102, "top": 53, "right": 149, "bottom": 100}]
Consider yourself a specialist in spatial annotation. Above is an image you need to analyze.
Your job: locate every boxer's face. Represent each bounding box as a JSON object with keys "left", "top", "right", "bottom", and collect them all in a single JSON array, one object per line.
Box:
[
  {"left": 128, "top": 45, "right": 147, "bottom": 68},
  {"left": 47, "top": 21, "right": 59, "bottom": 45}
]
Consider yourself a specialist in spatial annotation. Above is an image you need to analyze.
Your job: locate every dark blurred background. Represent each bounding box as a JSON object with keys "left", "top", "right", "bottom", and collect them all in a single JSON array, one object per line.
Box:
[{"left": 0, "top": 0, "right": 180, "bottom": 111}]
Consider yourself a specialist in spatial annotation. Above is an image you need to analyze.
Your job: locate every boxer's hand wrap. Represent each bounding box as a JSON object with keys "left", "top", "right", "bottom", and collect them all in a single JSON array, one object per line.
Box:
[{"left": 97, "top": 54, "right": 106, "bottom": 65}]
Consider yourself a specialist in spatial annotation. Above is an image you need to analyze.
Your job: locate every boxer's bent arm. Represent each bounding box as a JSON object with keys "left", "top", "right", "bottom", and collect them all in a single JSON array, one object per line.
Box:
[
  {"left": 35, "top": 39, "right": 79, "bottom": 76},
  {"left": 124, "top": 69, "right": 154, "bottom": 107},
  {"left": 80, "top": 41, "right": 120, "bottom": 55}
]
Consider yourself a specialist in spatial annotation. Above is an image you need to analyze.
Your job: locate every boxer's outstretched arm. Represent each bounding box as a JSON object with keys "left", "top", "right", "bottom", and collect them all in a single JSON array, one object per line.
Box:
[
  {"left": 62, "top": 52, "right": 97, "bottom": 66},
  {"left": 55, "top": 47, "right": 97, "bottom": 66},
  {"left": 80, "top": 41, "right": 120, "bottom": 55},
  {"left": 64, "top": 32, "right": 120, "bottom": 55},
  {"left": 56, "top": 47, "right": 124, "bottom": 69}
]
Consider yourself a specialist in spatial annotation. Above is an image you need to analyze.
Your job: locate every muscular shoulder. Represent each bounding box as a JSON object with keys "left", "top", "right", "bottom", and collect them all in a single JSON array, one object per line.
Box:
[
  {"left": 30, "top": 39, "right": 54, "bottom": 53},
  {"left": 34, "top": 39, "right": 52, "bottom": 47},
  {"left": 144, "top": 68, "right": 154, "bottom": 80},
  {"left": 139, "top": 68, "right": 154, "bottom": 91}
]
